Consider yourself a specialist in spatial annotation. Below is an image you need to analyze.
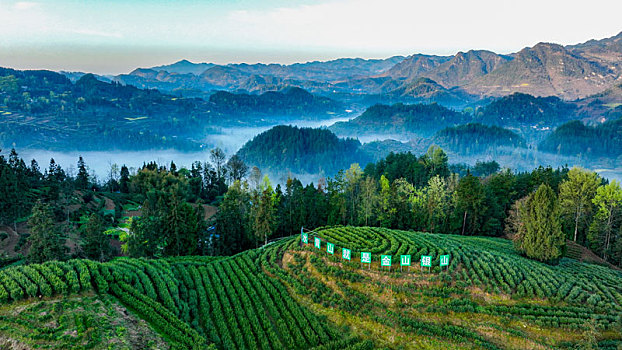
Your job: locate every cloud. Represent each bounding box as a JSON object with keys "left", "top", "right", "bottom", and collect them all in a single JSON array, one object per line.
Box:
[
  {"left": 73, "top": 29, "right": 123, "bottom": 39},
  {"left": 13, "top": 1, "right": 38, "bottom": 10}
]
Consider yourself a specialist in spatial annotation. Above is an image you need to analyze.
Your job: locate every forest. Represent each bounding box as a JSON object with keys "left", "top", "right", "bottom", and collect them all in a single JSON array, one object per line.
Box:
[
  {"left": 434, "top": 123, "right": 526, "bottom": 154},
  {"left": 1, "top": 145, "right": 621, "bottom": 268},
  {"left": 539, "top": 118, "right": 622, "bottom": 158},
  {"left": 236, "top": 125, "right": 367, "bottom": 175},
  {"left": 329, "top": 102, "right": 470, "bottom": 137},
  {"left": 474, "top": 92, "right": 579, "bottom": 127}
]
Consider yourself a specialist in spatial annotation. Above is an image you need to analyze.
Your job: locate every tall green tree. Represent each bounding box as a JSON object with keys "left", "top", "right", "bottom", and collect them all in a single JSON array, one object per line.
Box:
[
  {"left": 327, "top": 171, "right": 347, "bottom": 226},
  {"left": 514, "top": 184, "right": 565, "bottom": 263},
  {"left": 425, "top": 175, "right": 449, "bottom": 233},
  {"left": 214, "top": 181, "right": 250, "bottom": 255},
  {"left": 119, "top": 165, "right": 130, "bottom": 193},
  {"left": 378, "top": 175, "right": 395, "bottom": 228},
  {"left": 453, "top": 173, "right": 487, "bottom": 235},
  {"left": 27, "top": 201, "right": 66, "bottom": 263},
  {"left": 587, "top": 180, "right": 622, "bottom": 259},
  {"left": 345, "top": 163, "right": 363, "bottom": 225},
  {"left": 558, "top": 167, "right": 600, "bottom": 243},
  {"left": 76, "top": 156, "right": 89, "bottom": 190},
  {"left": 81, "top": 213, "right": 111, "bottom": 261},
  {"left": 251, "top": 176, "right": 278, "bottom": 246},
  {"left": 226, "top": 155, "right": 248, "bottom": 183},
  {"left": 359, "top": 176, "right": 378, "bottom": 226},
  {"left": 422, "top": 146, "right": 450, "bottom": 179}
]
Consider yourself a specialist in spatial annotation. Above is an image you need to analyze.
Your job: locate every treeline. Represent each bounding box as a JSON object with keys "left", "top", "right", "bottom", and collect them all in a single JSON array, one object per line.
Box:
[
  {"left": 209, "top": 87, "right": 341, "bottom": 116},
  {"left": 539, "top": 118, "right": 622, "bottom": 158},
  {"left": 3, "top": 145, "right": 621, "bottom": 268},
  {"left": 0, "top": 147, "right": 247, "bottom": 263},
  {"left": 217, "top": 146, "right": 622, "bottom": 266}
]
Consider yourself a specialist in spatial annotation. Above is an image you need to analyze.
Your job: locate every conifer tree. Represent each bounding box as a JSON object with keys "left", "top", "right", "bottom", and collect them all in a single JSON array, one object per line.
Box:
[
  {"left": 81, "top": 213, "right": 111, "bottom": 261},
  {"left": 27, "top": 201, "right": 66, "bottom": 263},
  {"left": 76, "top": 156, "right": 89, "bottom": 190},
  {"left": 119, "top": 165, "right": 130, "bottom": 193},
  {"left": 514, "top": 183, "right": 565, "bottom": 263}
]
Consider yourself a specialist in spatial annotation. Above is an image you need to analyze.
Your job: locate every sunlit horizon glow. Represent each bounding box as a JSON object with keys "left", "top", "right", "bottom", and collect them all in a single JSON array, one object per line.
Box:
[{"left": 0, "top": 0, "right": 621, "bottom": 75}]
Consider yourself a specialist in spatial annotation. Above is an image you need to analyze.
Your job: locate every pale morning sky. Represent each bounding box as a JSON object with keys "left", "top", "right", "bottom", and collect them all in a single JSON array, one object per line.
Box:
[{"left": 0, "top": 0, "right": 621, "bottom": 74}]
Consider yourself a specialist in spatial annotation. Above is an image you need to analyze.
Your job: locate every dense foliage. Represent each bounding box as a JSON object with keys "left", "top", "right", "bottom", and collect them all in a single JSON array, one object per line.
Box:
[
  {"left": 476, "top": 92, "right": 578, "bottom": 127},
  {"left": 330, "top": 102, "right": 469, "bottom": 137},
  {"left": 434, "top": 123, "right": 526, "bottom": 154},
  {"left": 513, "top": 184, "right": 565, "bottom": 263},
  {"left": 209, "top": 87, "right": 341, "bottom": 117},
  {"left": 236, "top": 125, "right": 366, "bottom": 175},
  {"left": 539, "top": 118, "right": 622, "bottom": 158}
]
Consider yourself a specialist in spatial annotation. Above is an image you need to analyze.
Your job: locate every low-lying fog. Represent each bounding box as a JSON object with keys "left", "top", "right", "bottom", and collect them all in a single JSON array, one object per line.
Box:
[
  {"left": 5, "top": 114, "right": 621, "bottom": 185},
  {"left": 5, "top": 116, "right": 355, "bottom": 181}
]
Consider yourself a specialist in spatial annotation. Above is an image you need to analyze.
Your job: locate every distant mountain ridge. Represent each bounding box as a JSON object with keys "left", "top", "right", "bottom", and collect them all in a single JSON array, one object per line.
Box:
[{"left": 114, "top": 31, "right": 622, "bottom": 103}]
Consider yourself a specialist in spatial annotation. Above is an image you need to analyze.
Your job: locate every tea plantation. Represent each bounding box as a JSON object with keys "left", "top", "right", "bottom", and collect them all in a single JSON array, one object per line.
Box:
[{"left": 0, "top": 227, "right": 620, "bottom": 349}]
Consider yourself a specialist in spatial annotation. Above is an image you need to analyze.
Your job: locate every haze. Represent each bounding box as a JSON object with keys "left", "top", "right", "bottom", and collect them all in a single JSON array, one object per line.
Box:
[{"left": 1, "top": 0, "right": 621, "bottom": 74}]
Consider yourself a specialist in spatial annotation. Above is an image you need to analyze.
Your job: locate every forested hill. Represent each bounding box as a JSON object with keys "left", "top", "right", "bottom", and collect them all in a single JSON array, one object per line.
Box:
[
  {"left": 0, "top": 67, "right": 341, "bottom": 151},
  {"left": 330, "top": 102, "right": 469, "bottom": 137},
  {"left": 236, "top": 125, "right": 367, "bottom": 175},
  {"left": 434, "top": 123, "right": 526, "bottom": 154},
  {"left": 208, "top": 87, "right": 341, "bottom": 117},
  {"left": 475, "top": 93, "right": 579, "bottom": 127},
  {"left": 539, "top": 118, "right": 622, "bottom": 158}
]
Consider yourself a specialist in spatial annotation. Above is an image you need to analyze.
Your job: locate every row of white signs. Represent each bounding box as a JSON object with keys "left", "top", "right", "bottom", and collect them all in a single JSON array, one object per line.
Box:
[{"left": 301, "top": 231, "right": 450, "bottom": 267}]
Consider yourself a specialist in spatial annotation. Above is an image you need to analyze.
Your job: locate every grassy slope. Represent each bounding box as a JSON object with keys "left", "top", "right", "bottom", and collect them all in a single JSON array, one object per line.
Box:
[{"left": 0, "top": 227, "right": 619, "bottom": 349}]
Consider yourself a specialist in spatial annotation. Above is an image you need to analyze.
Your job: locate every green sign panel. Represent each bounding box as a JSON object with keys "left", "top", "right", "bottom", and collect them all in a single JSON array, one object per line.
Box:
[
  {"left": 440, "top": 254, "right": 450, "bottom": 267},
  {"left": 327, "top": 242, "right": 335, "bottom": 255},
  {"left": 361, "top": 252, "right": 371, "bottom": 264},
  {"left": 314, "top": 237, "right": 321, "bottom": 249},
  {"left": 400, "top": 255, "right": 411, "bottom": 266},
  {"left": 420, "top": 255, "right": 432, "bottom": 267},
  {"left": 301, "top": 232, "right": 308, "bottom": 244},
  {"left": 381, "top": 255, "right": 391, "bottom": 267},
  {"left": 342, "top": 248, "right": 351, "bottom": 260}
]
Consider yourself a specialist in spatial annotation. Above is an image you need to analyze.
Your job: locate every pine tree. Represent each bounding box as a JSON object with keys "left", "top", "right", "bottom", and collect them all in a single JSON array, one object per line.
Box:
[
  {"left": 76, "top": 156, "right": 89, "bottom": 190},
  {"left": 119, "top": 165, "right": 130, "bottom": 193},
  {"left": 27, "top": 201, "right": 66, "bottom": 263},
  {"left": 81, "top": 213, "right": 111, "bottom": 261},
  {"left": 514, "top": 184, "right": 565, "bottom": 263}
]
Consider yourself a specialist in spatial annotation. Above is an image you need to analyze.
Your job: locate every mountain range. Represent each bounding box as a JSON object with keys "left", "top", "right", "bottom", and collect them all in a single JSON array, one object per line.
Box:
[{"left": 108, "top": 31, "right": 622, "bottom": 104}]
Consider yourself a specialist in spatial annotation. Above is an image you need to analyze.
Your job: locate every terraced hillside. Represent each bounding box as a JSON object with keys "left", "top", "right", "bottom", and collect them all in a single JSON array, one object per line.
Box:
[{"left": 0, "top": 227, "right": 620, "bottom": 349}]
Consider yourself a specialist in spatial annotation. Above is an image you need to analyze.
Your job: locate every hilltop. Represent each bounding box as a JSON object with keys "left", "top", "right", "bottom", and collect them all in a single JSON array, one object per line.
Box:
[{"left": 236, "top": 125, "right": 366, "bottom": 175}]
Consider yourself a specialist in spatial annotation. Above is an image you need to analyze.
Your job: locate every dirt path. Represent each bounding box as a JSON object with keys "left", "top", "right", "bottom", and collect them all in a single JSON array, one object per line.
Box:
[{"left": 0, "top": 226, "right": 21, "bottom": 257}]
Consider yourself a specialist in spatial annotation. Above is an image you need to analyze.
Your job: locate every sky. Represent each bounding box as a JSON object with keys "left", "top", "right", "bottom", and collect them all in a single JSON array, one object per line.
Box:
[{"left": 1, "top": 0, "right": 621, "bottom": 74}]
